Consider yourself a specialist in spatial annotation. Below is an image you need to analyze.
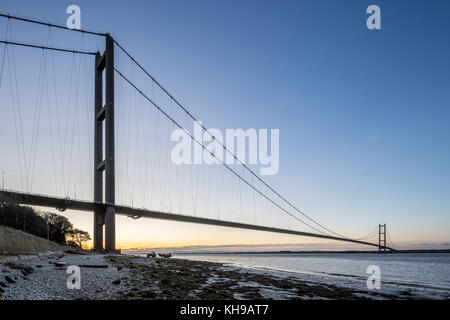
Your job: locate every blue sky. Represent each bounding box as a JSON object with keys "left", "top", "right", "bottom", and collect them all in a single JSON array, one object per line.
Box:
[{"left": 0, "top": 0, "right": 449, "bottom": 249}]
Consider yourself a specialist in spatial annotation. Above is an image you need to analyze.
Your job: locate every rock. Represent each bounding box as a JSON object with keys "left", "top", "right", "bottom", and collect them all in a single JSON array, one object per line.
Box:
[
  {"left": 5, "top": 263, "right": 33, "bottom": 274},
  {"left": 139, "top": 289, "right": 157, "bottom": 298},
  {"left": 4, "top": 276, "right": 15, "bottom": 284},
  {"left": 112, "top": 279, "right": 121, "bottom": 285},
  {"left": 54, "top": 261, "right": 67, "bottom": 268},
  {"left": 162, "top": 289, "right": 171, "bottom": 295},
  {"left": 78, "top": 264, "right": 108, "bottom": 268}
]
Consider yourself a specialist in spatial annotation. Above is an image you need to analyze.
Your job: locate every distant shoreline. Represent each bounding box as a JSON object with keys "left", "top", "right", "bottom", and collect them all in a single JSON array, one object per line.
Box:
[{"left": 124, "top": 249, "right": 450, "bottom": 255}]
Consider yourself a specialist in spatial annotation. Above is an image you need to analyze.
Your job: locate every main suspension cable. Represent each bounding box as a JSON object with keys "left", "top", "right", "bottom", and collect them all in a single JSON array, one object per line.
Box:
[
  {"left": 112, "top": 37, "right": 354, "bottom": 239},
  {"left": 0, "top": 12, "right": 382, "bottom": 243},
  {"left": 0, "top": 40, "right": 98, "bottom": 55},
  {"left": 114, "top": 67, "right": 340, "bottom": 237},
  {"left": 354, "top": 225, "right": 379, "bottom": 241},
  {"left": 0, "top": 13, "right": 107, "bottom": 37}
]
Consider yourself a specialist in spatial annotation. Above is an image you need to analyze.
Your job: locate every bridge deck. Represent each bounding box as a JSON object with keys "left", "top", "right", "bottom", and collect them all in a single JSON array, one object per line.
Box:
[{"left": 0, "top": 190, "right": 393, "bottom": 251}]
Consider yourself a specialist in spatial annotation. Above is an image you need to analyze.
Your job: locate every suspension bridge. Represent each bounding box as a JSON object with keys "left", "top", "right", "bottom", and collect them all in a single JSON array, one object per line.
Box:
[{"left": 0, "top": 13, "right": 395, "bottom": 253}]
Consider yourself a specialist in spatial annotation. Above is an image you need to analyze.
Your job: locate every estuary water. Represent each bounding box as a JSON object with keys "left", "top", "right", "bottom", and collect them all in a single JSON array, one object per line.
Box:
[{"left": 126, "top": 251, "right": 450, "bottom": 298}]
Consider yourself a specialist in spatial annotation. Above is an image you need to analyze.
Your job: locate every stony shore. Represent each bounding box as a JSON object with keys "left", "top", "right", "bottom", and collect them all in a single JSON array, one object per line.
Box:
[{"left": 0, "top": 252, "right": 425, "bottom": 300}]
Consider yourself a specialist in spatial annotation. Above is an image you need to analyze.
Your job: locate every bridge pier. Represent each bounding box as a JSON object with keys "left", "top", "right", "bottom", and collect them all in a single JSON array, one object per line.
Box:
[
  {"left": 104, "top": 34, "right": 115, "bottom": 251},
  {"left": 93, "top": 208, "right": 104, "bottom": 250},
  {"left": 93, "top": 34, "right": 115, "bottom": 251},
  {"left": 378, "top": 224, "right": 387, "bottom": 253},
  {"left": 93, "top": 51, "right": 103, "bottom": 250}
]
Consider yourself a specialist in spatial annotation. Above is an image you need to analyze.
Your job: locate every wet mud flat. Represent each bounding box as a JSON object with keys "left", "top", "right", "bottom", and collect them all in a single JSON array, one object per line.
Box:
[{"left": 107, "top": 255, "right": 404, "bottom": 300}]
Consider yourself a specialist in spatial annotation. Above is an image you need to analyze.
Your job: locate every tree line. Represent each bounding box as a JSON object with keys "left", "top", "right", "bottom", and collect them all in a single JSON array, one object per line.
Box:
[{"left": 0, "top": 204, "right": 91, "bottom": 249}]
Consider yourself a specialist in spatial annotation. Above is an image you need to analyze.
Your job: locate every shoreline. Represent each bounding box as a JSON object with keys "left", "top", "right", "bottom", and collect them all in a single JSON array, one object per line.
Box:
[
  {"left": 124, "top": 249, "right": 450, "bottom": 255},
  {"left": 0, "top": 252, "right": 446, "bottom": 300}
]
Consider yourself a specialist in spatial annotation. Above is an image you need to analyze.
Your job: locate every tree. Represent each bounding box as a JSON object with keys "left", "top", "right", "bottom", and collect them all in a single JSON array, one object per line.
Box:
[
  {"left": 0, "top": 204, "right": 47, "bottom": 238},
  {"left": 43, "top": 213, "right": 73, "bottom": 245},
  {"left": 67, "top": 229, "right": 91, "bottom": 249},
  {"left": 1, "top": 205, "right": 78, "bottom": 246}
]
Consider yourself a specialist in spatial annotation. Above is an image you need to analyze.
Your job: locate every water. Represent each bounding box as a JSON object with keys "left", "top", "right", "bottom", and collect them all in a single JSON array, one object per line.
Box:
[{"left": 125, "top": 251, "right": 450, "bottom": 298}]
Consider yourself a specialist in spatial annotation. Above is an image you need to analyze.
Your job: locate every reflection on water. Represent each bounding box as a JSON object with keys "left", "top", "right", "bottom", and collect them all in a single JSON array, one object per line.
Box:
[{"left": 179, "top": 253, "right": 450, "bottom": 290}]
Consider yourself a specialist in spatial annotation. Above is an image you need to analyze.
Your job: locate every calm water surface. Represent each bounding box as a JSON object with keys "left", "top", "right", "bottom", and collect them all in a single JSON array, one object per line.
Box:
[{"left": 177, "top": 253, "right": 450, "bottom": 291}]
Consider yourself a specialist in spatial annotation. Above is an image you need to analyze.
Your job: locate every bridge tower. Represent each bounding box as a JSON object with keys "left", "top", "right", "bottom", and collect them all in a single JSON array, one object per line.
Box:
[
  {"left": 378, "top": 223, "right": 387, "bottom": 253},
  {"left": 93, "top": 34, "right": 116, "bottom": 251}
]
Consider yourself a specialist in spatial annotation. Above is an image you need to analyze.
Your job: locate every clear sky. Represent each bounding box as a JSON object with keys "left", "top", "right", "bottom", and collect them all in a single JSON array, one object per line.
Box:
[{"left": 0, "top": 0, "right": 449, "bottom": 250}]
